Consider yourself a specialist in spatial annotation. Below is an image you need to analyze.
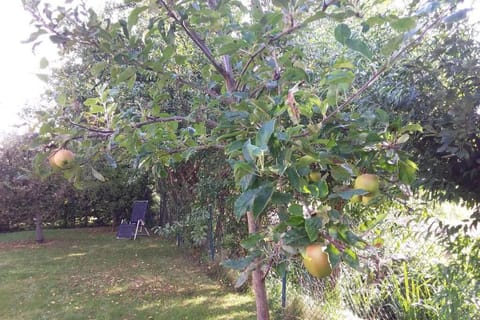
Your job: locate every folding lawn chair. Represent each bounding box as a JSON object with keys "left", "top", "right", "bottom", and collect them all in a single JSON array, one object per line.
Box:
[{"left": 116, "top": 200, "right": 150, "bottom": 240}]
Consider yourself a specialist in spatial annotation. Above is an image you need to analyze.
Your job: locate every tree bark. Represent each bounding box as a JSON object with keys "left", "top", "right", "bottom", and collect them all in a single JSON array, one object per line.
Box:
[
  {"left": 247, "top": 211, "right": 270, "bottom": 320},
  {"left": 35, "top": 212, "right": 44, "bottom": 243}
]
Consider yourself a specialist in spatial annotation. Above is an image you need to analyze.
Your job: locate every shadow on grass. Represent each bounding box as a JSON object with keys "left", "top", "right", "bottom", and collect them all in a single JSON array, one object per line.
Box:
[{"left": 0, "top": 228, "right": 255, "bottom": 320}]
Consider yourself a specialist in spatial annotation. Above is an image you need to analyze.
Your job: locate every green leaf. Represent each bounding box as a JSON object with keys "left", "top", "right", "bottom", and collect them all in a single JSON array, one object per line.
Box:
[
  {"left": 255, "top": 119, "right": 276, "bottom": 149},
  {"left": 342, "top": 248, "right": 360, "bottom": 269},
  {"left": 84, "top": 97, "right": 99, "bottom": 107},
  {"left": 381, "top": 35, "right": 404, "bottom": 56},
  {"left": 399, "top": 159, "right": 417, "bottom": 184},
  {"left": 39, "top": 57, "right": 49, "bottom": 69},
  {"left": 128, "top": 6, "right": 148, "bottom": 30},
  {"left": 91, "top": 167, "right": 106, "bottom": 182},
  {"left": 89, "top": 104, "right": 104, "bottom": 114},
  {"left": 326, "top": 70, "right": 355, "bottom": 86},
  {"left": 334, "top": 23, "right": 351, "bottom": 45},
  {"left": 305, "top": 217, "right": 323, "bottom": 242},
  {"left": 443, "top": 9, "right": 471, "bottom": 24},
  {"left": 317, "top": 180, "right": 329, "bottom": 198},
  {"left": 234, "top": 189, "right": 256, "bottom": 218},
  {"left": 332, "top": 189, "right": 368, "bottom": 200},
  {"left": 325, "top": 244, "right": 341, "bottom": 268},
  {"left": 22, "top": 29, "right": 47, "bottom": 44},
  {"left": 288, "top": 203, "right": 303, "bottom": 216},
  {"left": 242, "top": 139, "right": 263, "bottom": 163},
  {"left": 286, "top": 215, "right": 304, "bottom": 227},
  {"left": 286, "top": 167, "right": 308, "bottom": 193},
  {"left": 91, "top": 61, "right": 108, "bottom": 77},
  {"left": 252, "top": 183, "right": 274, "bottom": 217},
  {"left": 283, "top": 67, "right": 308, "bottom": 81},
  {"left": 397, "top": 133, "right": 409, "bottom": 144},
  {"left": 36, "top": 74, "right": 49, "bottom": 83},
  {"left": 330, "top": 165, "right": 351, "bottom": 182},
  {"left": 303, "top": 11, "right": 327, "bottom": 25},
  {"left": 218, "top": 39, "right": 248, "bottom": 55},
  {"left": 117, "top": 67, "right": 136, "bottom": 82},
  {"left": 389, "top": 17, "right": 416, "bottom": 32},
  {"left": 345, "top": 38, "right": 373, "bottom": 60},
  {"left": 56, "top": 93, "right": 67, "bottom": 106},
  {"left": 283, "top": 228, "right": 309, "bottom": 245},
  {"left": 241, "top": 233, "right": 264, "bottom": 249},
  {"left": 271, "top": 192, "right": 292, "bottom": 205},
  {"left": 235, "top": 271, "right": 249, "bottom": 288},
  {"left": 297, "top": 155, "right": 316, "bottom": 168},
  {"left": 162, "top": 45, "right": 175, "bottom": 60},
  {"left": 222, "top": 256, "right": 255, "bottom": 270},
  {"left": 399, "top": 123, "right": 423, "bottom": 134}
]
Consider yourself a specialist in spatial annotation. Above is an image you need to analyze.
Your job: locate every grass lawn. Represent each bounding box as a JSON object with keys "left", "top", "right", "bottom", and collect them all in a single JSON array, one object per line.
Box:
[{"left": 0, "top": 228, "right": 255, "bottom": 320}]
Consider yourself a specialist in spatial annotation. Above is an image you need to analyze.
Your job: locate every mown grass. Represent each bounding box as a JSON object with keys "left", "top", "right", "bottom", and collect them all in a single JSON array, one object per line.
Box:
[{"left": 0, "top": 228, "right": 255, "bottom": 320}]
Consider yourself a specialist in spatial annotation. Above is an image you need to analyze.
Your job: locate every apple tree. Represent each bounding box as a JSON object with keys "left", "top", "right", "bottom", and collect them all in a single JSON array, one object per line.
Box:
[{"left": 23, "top": 0, "right": 465, "bottom": 318}]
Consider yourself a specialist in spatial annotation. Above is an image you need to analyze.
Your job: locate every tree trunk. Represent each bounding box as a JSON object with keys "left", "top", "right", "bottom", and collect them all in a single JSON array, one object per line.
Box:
[
  {"left": 247, "top": 211, "right": 270, "bottom": 320},
  {"left": 35, "top": 212, "right": 44, "bottom": 243}
]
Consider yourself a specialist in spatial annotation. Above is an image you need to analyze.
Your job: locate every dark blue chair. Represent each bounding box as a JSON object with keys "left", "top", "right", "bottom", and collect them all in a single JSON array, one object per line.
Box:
[{"left": 116, "top": 200, "right": 150, "bottom": 240}]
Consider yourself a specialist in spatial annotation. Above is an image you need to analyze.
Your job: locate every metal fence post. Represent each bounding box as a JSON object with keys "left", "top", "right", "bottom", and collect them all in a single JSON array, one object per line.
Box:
[
  {"left": 208, "top": 204, "right": 215, "bottom": 261},
  {"left": 282, "top": 268, "right": 287, "bottom": 308}
]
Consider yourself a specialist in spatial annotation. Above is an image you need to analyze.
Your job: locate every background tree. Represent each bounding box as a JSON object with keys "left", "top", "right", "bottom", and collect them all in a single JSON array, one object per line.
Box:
[{"left": 361, "top": 23, "right": 480, "bottom": 221}]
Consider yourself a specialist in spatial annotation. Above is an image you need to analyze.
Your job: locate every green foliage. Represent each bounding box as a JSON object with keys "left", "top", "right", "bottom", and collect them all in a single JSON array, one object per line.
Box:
[
  {"left": 363, "top": 24, "right": 480, "bottom": 214},
  {"left": 21, "top": 0, "right": 470, "bottom": 316}
]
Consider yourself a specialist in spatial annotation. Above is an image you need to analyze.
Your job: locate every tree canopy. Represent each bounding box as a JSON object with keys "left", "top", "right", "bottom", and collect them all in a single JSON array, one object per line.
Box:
[{"left": 19, "top": 0, "right": 475, "bottom": 318}]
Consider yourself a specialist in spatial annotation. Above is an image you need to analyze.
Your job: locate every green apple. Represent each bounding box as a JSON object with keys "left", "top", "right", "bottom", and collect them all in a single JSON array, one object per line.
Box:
[
  {"left": 51, "top": 149, "right": 75, "bottom": 169},
  {"left": 309, "top": 171, "right": 322, "bottom": 183},
  {"left": 303, "top": 244, "right": 332, "bottom": 278}
]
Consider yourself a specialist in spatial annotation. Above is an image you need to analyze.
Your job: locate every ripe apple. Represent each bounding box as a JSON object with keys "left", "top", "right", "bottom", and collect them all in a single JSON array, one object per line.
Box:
[
  {"left": 303, "top": 244, "right": 332, "bottom": 279},
  {"left": 48, "top": 154, "right": 59, "bottom": 169},
  {"left": 309, "top": 171, "right": 322, "bottom": 183},
  {"left": 354, "top": 174, "right": 379, "bottom": 194},
  {"left": 51, "top": 149, "right": 75, "bottom": 169}
]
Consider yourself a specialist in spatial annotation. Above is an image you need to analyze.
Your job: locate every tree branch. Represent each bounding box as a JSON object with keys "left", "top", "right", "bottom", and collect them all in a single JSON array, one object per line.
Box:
[
  {"left": 157, "top": 0, "right": 227, "bottom": 79},
  {"left": 236, "top": 1, "right": 337, "bottom": 91}
]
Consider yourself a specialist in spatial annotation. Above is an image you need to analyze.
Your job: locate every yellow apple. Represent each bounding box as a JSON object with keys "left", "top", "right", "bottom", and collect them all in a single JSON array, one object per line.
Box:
[
  {"left": 51, "top": 149, "right": 75, "bottom": 169},
  {"left": 354, "top": 174, "right": 379, "bottom": 194},
  {"left": 303, "top": 244, "right": 332, "bottom": 279}
]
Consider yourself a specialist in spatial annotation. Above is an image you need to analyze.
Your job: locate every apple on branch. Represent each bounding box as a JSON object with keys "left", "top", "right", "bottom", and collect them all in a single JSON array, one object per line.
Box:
[
  {"left": 302, "top": 244, "right": 332, "bottom": 278},
  {"left": 352, "top": 173, "right": 380, "bottom": 204},
  {"left": 49, "top": 149, "right": 75, "bottom": 169}
]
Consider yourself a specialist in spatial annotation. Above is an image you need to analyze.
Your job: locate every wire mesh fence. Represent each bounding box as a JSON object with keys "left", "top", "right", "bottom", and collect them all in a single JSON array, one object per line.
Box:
[{"left": 270, "top": 262, "right": 412, "bottom": 320}]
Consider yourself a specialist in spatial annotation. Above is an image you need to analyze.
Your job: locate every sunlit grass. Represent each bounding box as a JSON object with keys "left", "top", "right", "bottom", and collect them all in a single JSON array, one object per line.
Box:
[{"left": 0, "top": 228, "right": 255, "bottom": 320}]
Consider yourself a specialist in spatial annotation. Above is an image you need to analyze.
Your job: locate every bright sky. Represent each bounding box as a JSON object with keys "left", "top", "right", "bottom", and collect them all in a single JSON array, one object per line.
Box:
[
  {"left": 0, "top": 1, "right": 479, "bottom": 135},
  {"left": 0, "top": 0, "right": 105, "bottom": 135},
  {"left": 0, "top": 2, "right": 47, "bottom": 134}
]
